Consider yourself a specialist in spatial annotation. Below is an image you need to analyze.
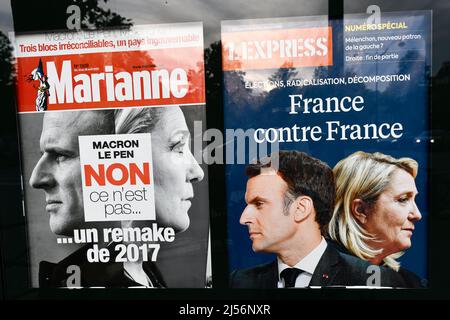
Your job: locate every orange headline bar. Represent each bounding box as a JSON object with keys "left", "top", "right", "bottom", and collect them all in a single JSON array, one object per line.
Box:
[{"left": 222, "top": 27, "right": 333, "bottom": 71}]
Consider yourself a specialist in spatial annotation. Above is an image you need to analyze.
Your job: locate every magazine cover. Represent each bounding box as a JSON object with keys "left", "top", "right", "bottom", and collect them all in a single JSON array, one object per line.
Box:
[
  {"left": 12, "top": 22, "right": 210, "bottom": 288},
  {"left": 223, "top": 11, "right": 430, "bottom": 287}
]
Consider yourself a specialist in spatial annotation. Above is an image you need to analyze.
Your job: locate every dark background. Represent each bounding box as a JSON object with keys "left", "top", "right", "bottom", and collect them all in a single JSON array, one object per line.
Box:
[{"left": 1, "top": 0, "right": 450, "bottom": 299}]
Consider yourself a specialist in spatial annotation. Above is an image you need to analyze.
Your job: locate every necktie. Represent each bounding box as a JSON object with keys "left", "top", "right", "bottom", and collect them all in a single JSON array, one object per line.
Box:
[{"left": 280, "top": 268, "right": 302, "bottom": 288}]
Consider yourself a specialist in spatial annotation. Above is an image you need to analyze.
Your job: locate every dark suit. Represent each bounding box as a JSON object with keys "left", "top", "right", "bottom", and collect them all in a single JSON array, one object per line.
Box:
[
  {"left": 327, "top": 239, "right": 427, "bottom": 288},
  {"left": 229, "top": 245, "right": 407, "bottom": 288},
  {"left": 39, "top": 244, "right": 166, "bottom": 288},
  {"left": 398, "top": 267, "right": 427, "bottom": 288}
]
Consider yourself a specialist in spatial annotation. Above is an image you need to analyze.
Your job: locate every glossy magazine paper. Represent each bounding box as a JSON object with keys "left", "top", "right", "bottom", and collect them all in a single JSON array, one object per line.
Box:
[
  {"left": 222, "top": 11, "right": 431, "bottom": 284},
  {"left": 13, "top": 22, "right": 210, "bottom": 288}
]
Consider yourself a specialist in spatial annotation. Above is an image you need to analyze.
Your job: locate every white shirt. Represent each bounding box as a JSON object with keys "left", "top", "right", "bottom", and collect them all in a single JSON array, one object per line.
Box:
[{"left": 277, "top": 237, "right": 328, "bottom": 288}]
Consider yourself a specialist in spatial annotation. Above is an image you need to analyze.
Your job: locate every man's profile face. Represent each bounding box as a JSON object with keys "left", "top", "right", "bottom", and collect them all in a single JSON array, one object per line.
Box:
[
  {"left": 240, "top": 170, "right": 297, "bottom": 254},
  {"left": 29, "top": 111, "right": 105, "bottom": 236}
]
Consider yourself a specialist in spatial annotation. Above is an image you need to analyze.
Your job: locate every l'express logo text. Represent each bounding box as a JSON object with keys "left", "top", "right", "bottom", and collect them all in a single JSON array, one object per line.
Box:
[
  {"left": 225, "top": 36, "right": 329, "bottom": 61},
  {"left": 222, "top": 26, "right": 333, "bottom": 71}
]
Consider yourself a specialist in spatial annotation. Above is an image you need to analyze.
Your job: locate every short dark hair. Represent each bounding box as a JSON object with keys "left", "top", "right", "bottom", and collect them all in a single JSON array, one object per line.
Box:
[{"left": 245, "top": 150, "right": 335, "bottom": 235}]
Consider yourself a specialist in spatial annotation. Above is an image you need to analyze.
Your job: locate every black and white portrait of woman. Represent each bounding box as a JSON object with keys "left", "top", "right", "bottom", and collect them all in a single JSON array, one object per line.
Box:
[{"left": 114, "top": 105, "right": 208, "bottom": 287}]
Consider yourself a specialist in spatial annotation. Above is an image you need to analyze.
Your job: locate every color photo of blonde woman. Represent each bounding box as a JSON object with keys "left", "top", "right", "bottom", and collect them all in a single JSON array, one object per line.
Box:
[{"left": 328, "top": 151, "right": 426, "bottom": 288}]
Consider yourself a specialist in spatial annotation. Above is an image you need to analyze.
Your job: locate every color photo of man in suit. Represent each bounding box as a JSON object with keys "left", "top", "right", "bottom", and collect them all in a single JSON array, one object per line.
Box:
[{"left": 230, "top": 150, "right": 406, "bottom": 288}]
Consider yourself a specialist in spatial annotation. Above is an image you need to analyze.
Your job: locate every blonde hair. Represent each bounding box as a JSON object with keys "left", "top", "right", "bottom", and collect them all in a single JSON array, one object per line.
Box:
[
  {"left": 114, "top": 107, "right": 163, "bottom": 135},
  {"left": 328, "top": 151, "right": 418, "bottom": 271}
]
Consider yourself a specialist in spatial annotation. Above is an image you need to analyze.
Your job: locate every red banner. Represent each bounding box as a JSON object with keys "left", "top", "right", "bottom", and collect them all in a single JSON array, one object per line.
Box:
[{"left": 16, "top": 48, "right": 205, "bottom": 112}]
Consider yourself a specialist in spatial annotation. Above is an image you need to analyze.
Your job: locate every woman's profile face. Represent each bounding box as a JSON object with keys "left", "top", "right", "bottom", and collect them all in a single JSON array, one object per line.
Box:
[
  {"left": 150, "top": 106, "right": 204, "bottom": 232},
  {"left": 364, "top": 169, "right": 422, "bottom": 257}
]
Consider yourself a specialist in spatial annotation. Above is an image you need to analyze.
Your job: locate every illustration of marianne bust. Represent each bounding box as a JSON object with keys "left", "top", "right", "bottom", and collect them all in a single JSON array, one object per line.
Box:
[{"left": 27, "top": 58, "right": 50, "bottom": 111}]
